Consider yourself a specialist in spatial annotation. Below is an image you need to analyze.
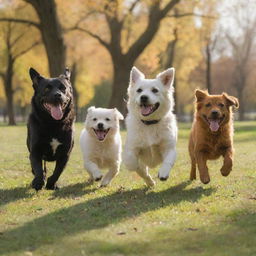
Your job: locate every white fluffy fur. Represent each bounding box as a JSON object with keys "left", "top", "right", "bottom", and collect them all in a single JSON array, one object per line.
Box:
[
  {"left": 123, "top": 67, "right": 177, "bottom": 186},
  {"left": 80, "top": 107, "right": 123, "bottom": 186}
]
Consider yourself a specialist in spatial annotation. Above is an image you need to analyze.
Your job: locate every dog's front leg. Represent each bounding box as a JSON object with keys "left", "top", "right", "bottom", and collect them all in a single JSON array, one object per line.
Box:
[
  {"left": 220, "top": 148, "right": 233, "bottom": 177},
  {"left": 46, "top": 156, "right": 69, "bottom": 190},
  {"left": 195, "top": 151, "right": 210, "bottom": 184},
  {"left": 158, "top": 147, "right": 176, "bottom": 181},
  {"left": 101, "top": 162, "right": 120, "bottom": 187},
  {"left": 84, "top": 161, "right": 103, "bottom": 182},
  {"left": 30, "top": 154, "right": 45, "bottom": 190}
]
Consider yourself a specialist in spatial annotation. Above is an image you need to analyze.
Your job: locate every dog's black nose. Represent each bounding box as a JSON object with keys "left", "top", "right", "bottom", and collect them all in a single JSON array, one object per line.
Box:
[
  {"left": 97, "top": 123, "right": 104, "bottom": 130},
  {"left": 211, "top": 110, "right": 219, "bottom": 117},
  {"left": 55, "top": 93, "right": 61, "bottom": 99},
  {"left": 140, "top": 95, "right": 148, "bottom": 103}
]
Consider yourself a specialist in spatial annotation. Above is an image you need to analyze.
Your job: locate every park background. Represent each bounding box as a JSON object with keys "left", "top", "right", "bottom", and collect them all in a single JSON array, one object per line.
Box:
[
  {"left": 0, "top": 1, "right": 255, "bottom": 256},
  {"left": 0, "top": 0, "right": 256, "bottom": 124}
]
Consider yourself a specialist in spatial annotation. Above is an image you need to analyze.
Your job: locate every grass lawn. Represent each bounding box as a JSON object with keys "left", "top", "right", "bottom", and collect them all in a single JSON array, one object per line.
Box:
[{"left": 0, "top": 121, "right": 255, "bottom": 256}]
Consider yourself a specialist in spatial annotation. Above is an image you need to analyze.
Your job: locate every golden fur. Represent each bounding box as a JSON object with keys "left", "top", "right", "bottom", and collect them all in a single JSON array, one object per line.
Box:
[{"left": 189, "top": 90, "right": 239, "bottom": 184}]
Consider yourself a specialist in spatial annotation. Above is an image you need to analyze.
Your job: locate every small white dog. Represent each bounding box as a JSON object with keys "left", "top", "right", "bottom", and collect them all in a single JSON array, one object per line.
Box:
[
  {"left": 123, "top": 67, "right": 177, "bottom": 187},
  {"left": 80, "top": 106, "right": 124, "bottom": 186}
]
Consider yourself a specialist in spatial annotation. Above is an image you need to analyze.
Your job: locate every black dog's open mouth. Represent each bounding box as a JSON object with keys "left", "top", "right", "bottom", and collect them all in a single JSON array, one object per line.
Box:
[
  {"left": 140, "top": 103, "right": 160, "bottom": 116},
  {"left": 44, "top": 103, "right": 66, "bottom": 120},
  {"left": 93, "top": 128, "right": 110, "bottom": 141},
  {"left": 204, "top": 115, "right": 225, "bottom": 132}
]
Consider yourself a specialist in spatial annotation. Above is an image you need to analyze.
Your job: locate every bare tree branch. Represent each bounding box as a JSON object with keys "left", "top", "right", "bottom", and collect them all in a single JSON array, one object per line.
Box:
[
  {"left": 0, "top": 18, "right": 40, "bottom": 29},
  {"left": 13, "top": 41, "right": 40, "bottom": 59},
  {"left": 123, "top": 0, "right": 141, "bottom": 21},
  {"left": 74, "top": 26, "right": 110, "bottom": 50},
  {"left": 167, "top": 12, "right": 216, "bottom": 19},
  {"left": 160, "top": 0, "right": 181, "bottom": 18}
]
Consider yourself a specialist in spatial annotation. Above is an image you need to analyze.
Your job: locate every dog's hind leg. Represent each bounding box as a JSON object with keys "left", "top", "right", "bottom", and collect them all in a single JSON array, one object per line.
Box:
[
  {"left": 136, "top": 163, "right": 155, "bottom": 187},
  {"left": 195, "top": 151, "right": 210, "bottom": 184},
  {"left": 190, "top": 157, "right": 197, "bottom": 180},
  {"left": 101, "top": 162, "right": 120, "bottom": 187},
  {"left": 189, "top": 136, "right": 196, "bottom": 180}
]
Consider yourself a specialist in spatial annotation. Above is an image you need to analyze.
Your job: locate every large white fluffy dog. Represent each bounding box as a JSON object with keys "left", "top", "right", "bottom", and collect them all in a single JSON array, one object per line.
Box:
[
  {"left": 80, "top": 107, "right": 124, "bottom": 186},
  {"left": 123, "top": 67, "right": 177, "bottom": 187}
]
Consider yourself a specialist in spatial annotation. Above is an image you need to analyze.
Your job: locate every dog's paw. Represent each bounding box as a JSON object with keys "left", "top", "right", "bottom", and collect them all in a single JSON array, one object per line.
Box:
[
  {"left": 94, "top": 175, "right": 103, "bottom": 182},
  {"left": 45, "top": 177, "right": 59, "bottom": 190},
  {"left": 158, "top": 174, "right": 169, "bottom": 181},
  {"left": 145, "top": 178, "right": 156, "bottom": 187},
  {"left": 200, "top": 176, "right": 210, "bottom": 184},
  {"left": 32, "top": 177, "right": 45, "bottom": 191},
  {"left": 220, "top": 167, "right": 231, "bottom": 177},
  {"left": 45, "top": 182, "right": 59, "bottom": 190}
]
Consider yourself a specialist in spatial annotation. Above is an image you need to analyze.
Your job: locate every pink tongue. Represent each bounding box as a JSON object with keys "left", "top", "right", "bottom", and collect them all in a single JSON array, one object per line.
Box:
[
  {"left": 50, "top": 105, "right": 63, "bottom": 120},
  {"left": 96, "top": 131, "right": 106, "bottom": 141},
  {"left": 209, "top": 120, "right": 220, "bottom": 132},
  {"left": 141, "top": 105, "right": 153, "bottom": 115}
]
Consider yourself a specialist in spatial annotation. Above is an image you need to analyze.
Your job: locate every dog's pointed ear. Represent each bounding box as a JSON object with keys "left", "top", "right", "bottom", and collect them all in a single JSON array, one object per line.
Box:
[
  {"left": 130, "top": 66, "right": 145, "bottom": 85},
  {"left": 114, "top": 108, "right": 124, "bottom": 120},
  {"left": 156, "top": 68, "right": 175, "bottom": 89},
  {"left": 29, "top": 68, "right": 44, "bottom": 89},
  {"left": 195, "top": 89, "right": 208, "bottom": 102},
  {"left": 222, "top": 93, "right": 239, "bottom": 109},
  {"left": 87, "top": 106, "right": 95, "bottom": 114},
  {"left": 64, "top": 67, "right": 71, "bottom": 80}
]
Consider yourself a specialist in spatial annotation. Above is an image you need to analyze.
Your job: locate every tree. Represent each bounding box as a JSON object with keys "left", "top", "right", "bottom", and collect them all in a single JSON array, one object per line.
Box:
[
  {"left": 71, "top": 0, "right": 181, "bottom": 113},
  {"left": 0, "top": 22, "right": 39, "bottom": 125},
  {"left": 0, "top": 0, "right": 66, "bottom": 76},
  {"left": 222, "top": 1, "right": 256, "bottom": 120}
]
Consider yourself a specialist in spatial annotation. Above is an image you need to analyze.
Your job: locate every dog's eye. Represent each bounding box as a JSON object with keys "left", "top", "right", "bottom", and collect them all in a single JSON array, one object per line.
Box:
[
  {"left": 45, "top": 84, "right": 52, "bottom": 92},
  {"left": 59, "top": 84, "right": 66, "bottom": 92},
  {"left": 93, "top": 118, "right": 97, "bottom": 121},
  {"left": 105, "top": 118, "right": 110, "bottom": 121},
  {"left": 136, "top": 88, "right": 142, "bottom": 93},
  {"left": 218, "top": 103, "right": 224, "bottom": 107},
  {"left": 152, "top": 88, "right": 159, "bottom": 93},
  {"left": 205, "top": 103, "right": 211, "bottom": 107}
]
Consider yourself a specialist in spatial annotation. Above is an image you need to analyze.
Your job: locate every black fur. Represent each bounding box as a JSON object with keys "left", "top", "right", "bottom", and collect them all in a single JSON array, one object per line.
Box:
[{"left": 27, "top": 67, "right": 75, "bottom": 190}]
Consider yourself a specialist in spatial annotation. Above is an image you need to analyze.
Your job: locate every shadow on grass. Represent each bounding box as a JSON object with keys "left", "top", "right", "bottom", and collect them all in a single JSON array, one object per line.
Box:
[
  {"left": 50, "top": 181, "right": 98, "bottom": 199},
  {"left": 0, "top": 185, "right": 33, "bottom": 207},
  {"left": 0, "top": 181, "right": 216, "bottom": 254},
  {"left": 84, "top": 212, "right": 256, "bottom": 256}
]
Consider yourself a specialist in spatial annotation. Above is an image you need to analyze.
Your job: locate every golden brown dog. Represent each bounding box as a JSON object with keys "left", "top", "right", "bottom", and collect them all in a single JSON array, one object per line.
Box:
[{"left": 189, "top": 90, "right": 239, "bottom": 184}]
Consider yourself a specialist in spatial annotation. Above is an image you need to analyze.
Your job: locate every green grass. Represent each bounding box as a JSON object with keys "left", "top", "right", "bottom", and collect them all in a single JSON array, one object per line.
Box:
[{"left": 0, "top": 121, "right": 255, "bottom": 256}]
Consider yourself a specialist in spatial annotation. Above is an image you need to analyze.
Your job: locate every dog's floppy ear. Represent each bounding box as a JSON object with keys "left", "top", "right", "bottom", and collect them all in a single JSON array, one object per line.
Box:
[
  {"left": 29, "top": 67, "right": 44, "bottom": 89},
  {"left": 222, "top": 93, "right": 239, "bottom": 109},
  {"left": 157, "top": 68, "right": 175, "bottom": 88},
  {"left": 64, "top": 67, "right": 71, "bottom": 80},
  {"left": 195, "top": 89, "right": 208, "bottom": 102},
  {"left": 130, "top": 66, "right": 145, "bottom": 85},
  {"left": 114, "top": 108, "right": 124, "bottom": 120}
]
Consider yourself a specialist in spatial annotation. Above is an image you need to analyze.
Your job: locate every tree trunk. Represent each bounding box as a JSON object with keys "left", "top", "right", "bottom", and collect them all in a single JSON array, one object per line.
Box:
[
  {"left": 162, "top": 27, "right": 178, "bottom": 115},
  {"left": 205, "top": 43, "right": 212, "bottom": 93},
  {"left": 25, "top": 0, "right": 66, "bottom": 76},
  {"left": 70, "top": 62, "right": 78, "bottom": 120},
  {"left": 237, "top": 88, "right": 245, "bottom": 121},
  {"left": 108, "top": 63, "right": 132, "bottom": 114},
  {"left": 4, "top": 58, "right": 16, "bottom": 125}
]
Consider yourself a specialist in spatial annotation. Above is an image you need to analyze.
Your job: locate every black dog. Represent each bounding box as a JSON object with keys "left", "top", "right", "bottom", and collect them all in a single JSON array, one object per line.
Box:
[{"left": 27, "top": 68, "right": 75, "bottom": 190}]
